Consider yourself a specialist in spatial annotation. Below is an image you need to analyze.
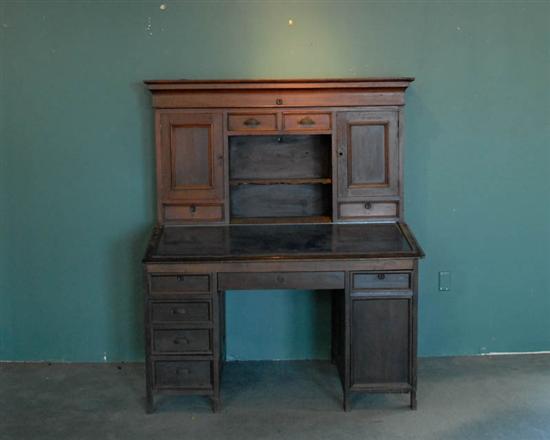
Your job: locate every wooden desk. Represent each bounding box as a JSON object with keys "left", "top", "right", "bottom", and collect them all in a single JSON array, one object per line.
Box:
[
  {"left": 142, "top": 78, "right": 424, "bottom": 412},
  {"left": 144, "top": 222, "right": 423, "bottom": 412}
]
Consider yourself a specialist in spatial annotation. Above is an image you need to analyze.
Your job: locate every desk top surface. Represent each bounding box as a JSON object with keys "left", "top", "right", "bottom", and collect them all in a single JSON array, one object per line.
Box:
[{"left": 144, "top": 222, "right": 423, "bottom": 263}]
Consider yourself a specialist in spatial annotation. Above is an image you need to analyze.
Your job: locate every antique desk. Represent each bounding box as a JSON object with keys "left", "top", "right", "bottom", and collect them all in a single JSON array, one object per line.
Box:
[{"left": 142, "top": 78, "right": 424, "bottom": 413}]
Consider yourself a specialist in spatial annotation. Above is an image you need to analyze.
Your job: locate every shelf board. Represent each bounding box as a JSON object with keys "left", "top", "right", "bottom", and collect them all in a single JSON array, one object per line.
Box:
[
  {"left": 229, "top": 178, "right": 332, "bottom": 186},
  {"left": 231, "top": 216, "right": 332, "bottom": 225}
]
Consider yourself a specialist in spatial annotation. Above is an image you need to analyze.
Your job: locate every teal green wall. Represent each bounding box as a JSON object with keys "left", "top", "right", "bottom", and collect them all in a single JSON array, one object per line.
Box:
[{"left": 1, "top": 1, "right": 549, "bottom": 361}]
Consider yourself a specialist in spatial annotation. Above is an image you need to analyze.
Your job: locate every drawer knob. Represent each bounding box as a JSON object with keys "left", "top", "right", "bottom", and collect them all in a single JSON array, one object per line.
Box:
[
  {"left": 173, "top": 337, "right": 190, "bottom": 345},
  {"left": 298, "top": 117, "right": 316, "bottom": 126},
  {"left": 172, "top": 308, "right": 187, "bottom": 315},
  {"left": 177, "top": 275, "right": 185, "bottom": 281},
  {"left": 377, "top": 273, "right": 386, "bottom": 280},
  {"left": 176, "top": 368, "right": 191, "bottom": 375},
  {"left": 243, "top": 118, "right": 260, "bottom": 127},
  {"left": 189, "top": 205, "right": 196, "bottom": 214},
  {"left": 338, "top": 150, "right": 344, "bottom": 156},
  {"left": 276, "top": 275, "right": 285, "bottom": 283},
  {"left": 276, "top": 98, "right": 283, "bottom": 105}
]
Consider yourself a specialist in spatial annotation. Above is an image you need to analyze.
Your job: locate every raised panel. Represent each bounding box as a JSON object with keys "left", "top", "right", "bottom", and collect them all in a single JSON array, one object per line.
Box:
[
  {"left": 351, "top": 298, "right": 411, "bottom": 386},
  {"left": 349, "top": 123, "right": 387, "bottom": 186},
  {"left": 336, "top": 111, "right": 399, "bottom": 199},
  {"left": 159, "top": 112, "right": 223, "bottom": 205},
  {"left": 171, "top": 125, "right": 212, "bottom": 189}
]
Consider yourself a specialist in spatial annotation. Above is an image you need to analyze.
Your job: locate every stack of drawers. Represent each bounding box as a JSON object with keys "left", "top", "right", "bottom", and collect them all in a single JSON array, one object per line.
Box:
[{"left": 145, "top": 273, "right": 218, "bottom": 411}]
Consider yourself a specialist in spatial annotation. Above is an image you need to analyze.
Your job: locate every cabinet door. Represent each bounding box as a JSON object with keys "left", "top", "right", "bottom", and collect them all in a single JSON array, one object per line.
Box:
[
  {"left": 351, "top": 298, "right": 411, "bottom": 387},
  {"left": 336, "top": 111, "right": 399, "bottom": 199},
  {"left": 159, "top": 112, "right": 224, "bottom": 202}
]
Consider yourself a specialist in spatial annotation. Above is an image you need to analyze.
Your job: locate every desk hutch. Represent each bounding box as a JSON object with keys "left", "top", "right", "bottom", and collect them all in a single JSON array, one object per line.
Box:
[{"left": 142, "top": 78, "right": 424, "bottom": 413}]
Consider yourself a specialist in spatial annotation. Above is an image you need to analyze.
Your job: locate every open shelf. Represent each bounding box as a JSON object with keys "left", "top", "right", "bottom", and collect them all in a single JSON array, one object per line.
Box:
[
  {"left": 229, "top": 134, "right": 333, "bottom": 223},
  {"left": 230, "top": 178, "right": 332, "bottom": 186}
]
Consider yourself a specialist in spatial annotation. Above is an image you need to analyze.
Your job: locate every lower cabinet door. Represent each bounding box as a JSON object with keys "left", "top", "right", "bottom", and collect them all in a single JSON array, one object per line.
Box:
[
  {"left": 351, "top": 298, "right": 411, "bottom": 387},
  {"left": 154, "top": 360, "right": 212, "bottom": 390}
]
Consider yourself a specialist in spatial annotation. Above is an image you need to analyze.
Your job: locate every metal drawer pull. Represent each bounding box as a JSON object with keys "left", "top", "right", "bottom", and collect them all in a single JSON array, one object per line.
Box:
[
  {"left": 276, "top": 98, "right": 283, "bottom": 105},
  {"left": 189, "top": 205, "right": 196, "bottom": 214},
  {"left": 176, "top": 368, "right": 191, "bottom": 375},
  {"left": 171, "top": 308, "right": 187, "bottom": 315},
  {"left": 243, "top": 118, "right": 261, "bottom": 127},
  {"left": 176, "top": 275, "right": 185, "bottom": 281},
  {"left": 365, "top": 202, "right": 372, "bottom": 210},
  {"left": 298, "top": 117, "right": 316, "bottom": 126},
  {"left": 377, "top": 273, "right": 386, "bottom": 280},
  {"left": 173, "top": 337, "right": 190, "bottom": 345}
]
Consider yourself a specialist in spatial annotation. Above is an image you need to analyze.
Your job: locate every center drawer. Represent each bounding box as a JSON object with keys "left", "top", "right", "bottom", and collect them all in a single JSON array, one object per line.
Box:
[
  {"left": 151, "top": 301, "right": 211, "bottom": 323},
  {"left": 218, "top": 271, "right": 345, "bottom": 290}
]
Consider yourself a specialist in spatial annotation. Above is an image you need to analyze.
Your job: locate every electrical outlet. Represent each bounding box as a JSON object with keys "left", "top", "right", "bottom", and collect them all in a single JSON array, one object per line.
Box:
[{"left": 439, "top": 271, "right": 451, "bottom": 292}]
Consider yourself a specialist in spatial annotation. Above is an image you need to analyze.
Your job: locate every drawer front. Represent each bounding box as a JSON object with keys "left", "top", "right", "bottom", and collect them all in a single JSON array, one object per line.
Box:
[
  {"left": 283, "top": 113, "right": 331, "bottom": 131},
  {"left": 150, "top": 274, "right": 210, "bottom": 293},
  {"left": 154, "top": 360, "right": 212, "bottom": 389},
  {"left": 353, "top": 273, "right": 411, "bottom": 290},
  {"left": 228, "top": 113, "right": 277, "bottom": 132},
  {"left": 151, "top": 301, "right": 211, "bottom": 323},
  {"left": 339, "top": 202, "right": 398, "bottom": 219},
  {"left": 164, "top": 204, "right": 223, "bottom": 222},
  {"left": 153, "top": 329, "right": 211, "bottom": 354},
  {"left": 218, "top": 271, "right": 345, "bottom": 290}
]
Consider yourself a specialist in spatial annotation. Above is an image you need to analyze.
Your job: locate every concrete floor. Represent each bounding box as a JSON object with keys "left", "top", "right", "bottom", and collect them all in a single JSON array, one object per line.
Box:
[{"left": 1, "top": 355, "right": 550, "bottom": 440}]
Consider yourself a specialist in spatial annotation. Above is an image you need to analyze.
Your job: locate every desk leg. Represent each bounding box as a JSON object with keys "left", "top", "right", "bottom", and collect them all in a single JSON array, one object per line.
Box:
[
  {"left": 211, "top": 397, "right": 221, "bottom": 413},
  {"left": 410, "top": 390, "right": 417, "bottom": 410},
  {"left": 211, "top": 278, "right": 222, "bottom": 413},
  {"left": 410, "top": 260, "right": 419, "bottom": 411},
  {"left": 343, "top": 273, "right": 352, "bottom": 411},
  {"left": 146, "top": 390, "right": 155, "bottom": 414}
]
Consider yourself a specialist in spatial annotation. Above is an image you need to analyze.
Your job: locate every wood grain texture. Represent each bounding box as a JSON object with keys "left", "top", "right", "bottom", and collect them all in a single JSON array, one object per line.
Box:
[{"left": 229, "top": 135, "right": 331, "bottom": 180}]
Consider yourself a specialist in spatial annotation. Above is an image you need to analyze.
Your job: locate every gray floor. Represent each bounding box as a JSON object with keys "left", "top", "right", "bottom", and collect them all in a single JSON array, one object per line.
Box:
[{"left": 1, "top": 355, "right": 550, "bottom": 440}]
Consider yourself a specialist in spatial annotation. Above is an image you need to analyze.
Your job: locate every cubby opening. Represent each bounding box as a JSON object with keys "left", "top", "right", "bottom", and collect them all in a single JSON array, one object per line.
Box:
[{"left": 229, "top": 135, "right": 332, "bottom": 223}]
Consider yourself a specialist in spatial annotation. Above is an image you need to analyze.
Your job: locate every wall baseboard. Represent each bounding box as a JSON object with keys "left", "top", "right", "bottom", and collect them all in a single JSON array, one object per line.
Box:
[{"left": 481, "top": 351, "right": 550, "bottom": 356}]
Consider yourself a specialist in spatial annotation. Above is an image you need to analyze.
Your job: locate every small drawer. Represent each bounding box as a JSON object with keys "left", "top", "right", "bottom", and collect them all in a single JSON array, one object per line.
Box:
[
  {"left": 164, "top": 204, "right": 223, "bottom": 222},
  {"left": 283, "top": 113, "right": 331, "bottom": 131},
  {"left": 228, "top": 113, "right": 277, "bottom": 131},
  {"left": 339, "top": 202, "right": 398, "bottom": 219},
  {"left": 150, "top": 274, "right": 210, "bottom": 293},
  {"left": 152, "top": 329, "right": 211, "bottom": 354},
  {"left": 154, "top": 360, "right": 212, "bottom": 389},
  {"left": 353, "top": 273, "right": 411, "bottom": 290},
  {"left": 151, "top": 301, "right": 211, "bottom": 323}
]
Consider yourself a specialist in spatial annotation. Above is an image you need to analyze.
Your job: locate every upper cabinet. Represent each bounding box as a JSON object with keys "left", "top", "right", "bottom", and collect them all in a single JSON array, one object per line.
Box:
[
  {"left": 146, "top": 78, "right": 413, "bottom": 225},
  {"left": 336, "top": 111, "right": 399, "bottom": 199},
  {"left": 158, "top": 111, "right": 224, "bottom": 223}
]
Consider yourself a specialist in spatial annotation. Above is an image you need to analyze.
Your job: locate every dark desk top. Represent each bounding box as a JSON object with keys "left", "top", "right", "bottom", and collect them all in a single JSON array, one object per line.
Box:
[{"left": 144, "top": 222, "right": 424, "bottom": 263}]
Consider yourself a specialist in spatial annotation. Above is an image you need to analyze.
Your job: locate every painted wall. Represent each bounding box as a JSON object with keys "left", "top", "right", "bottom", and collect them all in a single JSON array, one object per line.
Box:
[{"left": 1, "top": 1, "right": 549, "bottom": 361}]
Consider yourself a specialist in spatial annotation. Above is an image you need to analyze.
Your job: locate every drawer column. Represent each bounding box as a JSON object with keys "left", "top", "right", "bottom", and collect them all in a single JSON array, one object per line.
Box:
[{"left": 145, "top": 272, "right": 220, "bottom": 413}]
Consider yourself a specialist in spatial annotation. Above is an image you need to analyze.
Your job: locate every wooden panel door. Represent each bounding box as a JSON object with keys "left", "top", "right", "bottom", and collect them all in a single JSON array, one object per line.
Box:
[
  {"left": 336, "top": 111, "right": 399, "bottom": 199},
  {"left": 159, "top": 112, "right": 224, "bottom": 202},
  {"left": 351, "top": 297, "right": 411, "bottom": 388}
]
